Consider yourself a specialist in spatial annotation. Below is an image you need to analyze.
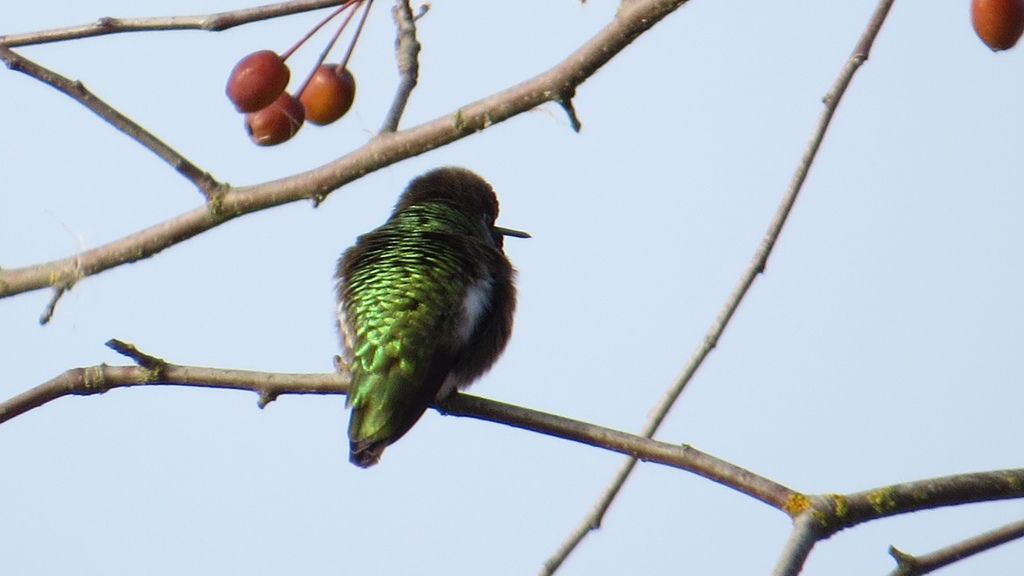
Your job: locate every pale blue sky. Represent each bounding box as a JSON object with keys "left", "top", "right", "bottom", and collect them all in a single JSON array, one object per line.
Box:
[{"left": 3, "top": 1, "right": 1024, "bottom": 574}]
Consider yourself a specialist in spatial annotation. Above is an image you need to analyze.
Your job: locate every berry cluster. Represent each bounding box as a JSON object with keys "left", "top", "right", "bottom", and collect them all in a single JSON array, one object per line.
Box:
[
  {"left": 972, "top": 0, "right": 1024, "bottom": 51},
  {"left": 226, "top": 1, "right": 368, "bottom": 146}
]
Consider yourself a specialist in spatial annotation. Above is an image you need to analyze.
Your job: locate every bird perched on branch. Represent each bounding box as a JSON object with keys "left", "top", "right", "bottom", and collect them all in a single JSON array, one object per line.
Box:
[{"left": 335, "top": 167, "right": 528, "bottom": 467}]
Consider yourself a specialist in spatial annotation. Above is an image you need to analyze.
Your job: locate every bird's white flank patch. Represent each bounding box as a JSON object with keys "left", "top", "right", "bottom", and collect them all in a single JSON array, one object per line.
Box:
[{"left": 457, "top": 277, "right": 493, "bottom": 344}]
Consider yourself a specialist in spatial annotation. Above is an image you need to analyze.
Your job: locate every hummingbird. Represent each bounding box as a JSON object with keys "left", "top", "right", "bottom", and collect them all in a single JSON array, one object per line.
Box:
[{"left": 335, "top": 167, "right": 528, "bottom": 468}]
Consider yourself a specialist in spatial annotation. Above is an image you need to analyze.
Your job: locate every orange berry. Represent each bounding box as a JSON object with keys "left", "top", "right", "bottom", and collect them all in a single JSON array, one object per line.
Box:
[
  {"left": 244, "top": 93, "right": 305, "bottom": 146},
  {"left": 226, "top": 50, "right": 291, "bottom": 113},
  {"left": 300, "top": 65, "right": 356, "bottom": 126},
  {"left": 972, "top": 0, "right": 1024, "bottom": 51}
]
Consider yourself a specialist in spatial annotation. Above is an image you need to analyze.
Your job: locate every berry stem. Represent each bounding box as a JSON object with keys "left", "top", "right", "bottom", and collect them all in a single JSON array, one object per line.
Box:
[
  {"left": 297, "top": 1, "right": 362, "bottom": 97},
  {"left": 280, "top": 0, "right": 359, "bottom": 61},
  {"left": 338, "top": 0, "right": 374, "bottom": 71}
]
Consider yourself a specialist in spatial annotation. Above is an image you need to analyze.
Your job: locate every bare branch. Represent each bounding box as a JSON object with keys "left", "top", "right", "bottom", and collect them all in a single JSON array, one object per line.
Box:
[
  {"left": 829, "top": 471, "right": 1024, "bottom": 531},
  {"left": 0, "top": 343, "right": 347, "bottom": 425},
  {"left": 379, "top": 0, "right": 421, "bottom": 133},
  {"left": 0, "top": 0, "right": 688, "bottom": 301},
  {"left": 0, "top": 339, "right": 795, "bottom": 508},
  {"left": 0, "top": 363, "right": 345, "bottom": 425},
  {"left": 542, "top": 455, "right": 636, "bottom": 575},
  {"left": 0, "top": 0, "right": 347, "bottom": 47},
  {"left": 771, "top": 511, "right": 826, "bottom": 576},
  {"left": 887, "top": 518, "right": 1024, "bottom": 576},
  {"left": 0, "top": 46, "right": 221, "bottom": 197},
  {"left": 767, "top": 472, "right": 1024, "bottom": 575},
  {"left": 540, "top": 0, "right": 898, "bottom": 572},
  {"left": 438, "top": 393, "right": 796, "bottom": 509},
  {"left": 4, "top": 339, "right": 1024, "bottom": 571}
]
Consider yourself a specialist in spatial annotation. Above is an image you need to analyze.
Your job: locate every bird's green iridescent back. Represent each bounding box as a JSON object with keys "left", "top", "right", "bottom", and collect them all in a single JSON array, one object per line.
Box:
[{"left": 338, "top": 201, "right": 495, "bottom": 459}]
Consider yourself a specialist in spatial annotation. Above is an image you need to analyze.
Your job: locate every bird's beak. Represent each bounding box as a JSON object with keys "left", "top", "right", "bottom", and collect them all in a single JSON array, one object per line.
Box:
[{"left": 496, "top": 226, "right": 531, "bottom": 239}]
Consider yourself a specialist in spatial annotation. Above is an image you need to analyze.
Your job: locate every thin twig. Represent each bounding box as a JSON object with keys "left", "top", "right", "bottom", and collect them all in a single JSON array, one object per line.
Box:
[
  {"left": 556, "top": 93, "right": 582, "bottom": 132},
  {"left": 38, "top": 286, "right": 67, "bottom": 325},
  {"left": 0, "top": 0, "right": 688, "bottom": 301},
  {"left": 887, "top": 518, "right": 1024, "bottom": 576},
  {"left": 107, "top": 338, "right": 168, "bottom": 372},
  {"left": 0, "top": 46, "right": 220, "bottom": 197},
  {"left": 540, "top": 0, "right": 897, "bottom": 573},
  {"left": 380, "top": 0, "right": 421, "bottom": 133},
  {"left": 0, "top": 0, "right": 347, "bottom": 47}
]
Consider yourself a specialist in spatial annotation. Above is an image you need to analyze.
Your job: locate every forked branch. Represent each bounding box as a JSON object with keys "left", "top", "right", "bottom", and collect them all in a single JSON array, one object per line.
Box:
[{"left": 0, "top": 0, "right": 688, "bottom": 303}]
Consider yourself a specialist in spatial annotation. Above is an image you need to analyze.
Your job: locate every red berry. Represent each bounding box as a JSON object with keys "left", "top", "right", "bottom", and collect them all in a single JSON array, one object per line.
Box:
[
  {"left": 972, "top": 0, "right": 1024, "bottom": 51},
  {"left": 299, "top": 65, "right": 356, "bottom": 126},
  {"left": 244, "top": 93, "right": 305, "bottom": 146},
  {"left": 226, "top": 50, "right": 291, "bottom": 113}
]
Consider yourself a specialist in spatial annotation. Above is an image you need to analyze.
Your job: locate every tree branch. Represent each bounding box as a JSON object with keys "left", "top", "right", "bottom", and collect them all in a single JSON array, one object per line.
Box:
[
  {"left": 0, "top": 0, "right": 347, "bottom": 47},
  {"left": 771, "top": 510, "right": 826, "bottom": 576},
  {"left": 438, "top": 394, "right": 795, "bottom": 509},
  {"left": 0, "top": 46, "right": 221, "bottom": 197},
  {"left": 888, "top": 518, "right": 1024, "bottom": 576},
  {"left": 824, "top": 471, "right": 1024, "bottom": 531},
  {"left": 540, "top": 0, "right": 897, "bottom": 572},
  {"left": 4, "top": 339, "right": 1023, "bottom": 575},
  {"left": 379, "top": 0, "right": 421, "bottom": 133},
  {"left": 1, "top": 338, "right": 795, "bottom": 508},
  {"left": 767, "top": 472, "right": 1024, "bottom": 575},
  {"left": 0, "top": 360, "right": 346, "bottom": 425},
  {"left": 0, "top": 0, "right": 688, "bottom": 301}
]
